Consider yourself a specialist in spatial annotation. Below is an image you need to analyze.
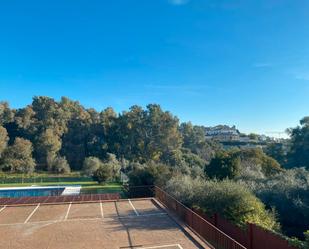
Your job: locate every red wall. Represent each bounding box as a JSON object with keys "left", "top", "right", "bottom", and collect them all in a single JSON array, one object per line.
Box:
[{"left": 193, "top": 208, "right": 297, "bottom": 249}]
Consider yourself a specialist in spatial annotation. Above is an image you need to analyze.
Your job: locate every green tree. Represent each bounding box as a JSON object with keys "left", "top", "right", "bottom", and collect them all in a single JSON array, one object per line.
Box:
[
  {"left": 205, "top": 151, "right": 241, "bottom": 179},
  {"left": 128, "top": 162, "right": 171, "bottom": 187},
  {"left": 0, "top": 137, "right": 36, "bottom": 173},
  {"left": 248, "top": 133, "right": 259, "bottom": 140},
  {"left": 305, "top": 231, "right": 309, "bottom": 248},
  {"left": 199, "top": 180, "right": 280, "bottom": 230},
  {"left": 264, "top": 142, "right": 288, "bottom": 168},
  {"left": 14, "top": 106, "right": 36, "bottom": 130},
  {"left": 105, "top": 153, "right": 121, "bottom": 180},
  {"left": 243, "top": 168, "right": 309, "bottom": 239},
  {"left": 60, "top": 98, "right": 104, "bottom": 170},
  {"left": 237, "top": 148, "right": 282, "bottom": 176},
  {"left": 32, "top": 96, "right": 68, "bottom": 136},
  {"left": 82, "top": 157, "right": 103, "bottom": 176},
  {"left": 145, "top": 104, "right": 182, "bottom": 163},
  {"left": 0, "top": 126, "right": 8, "bottom": 157},
  {"left": 0, "top": 102, "right": 14, "bottom": 125},
  {"left": 180, "top": 122, "right": 220, "bottom": 162},
  {"left": 31, "top": 96, "right": 71, "bottom": 170},
  {"left": 99, "top": 107, "right": 117, "bottom": 153},
  {"left": 49, "top": 156, "right": 71, "bottom": 173},
  {"left": 181, "top": 149, "right": 206, "bottom": 168},
  {"left": 8, "top": 106, "right": 37, "bottom": 143},
  {"left": 93, "top": 165, "right": 112, "bottom": 184},
  {"left": 108, "top": 104, "right": 182, "bottom": 164},
  {"left": 287, "top": 117, "right": 309, "bottom": 169},
  {"left": 205, "top": 148, "right": 282, "bottom": 179},
  {"left": 36, "top": 128, "right": 62, "bottom": 170}
]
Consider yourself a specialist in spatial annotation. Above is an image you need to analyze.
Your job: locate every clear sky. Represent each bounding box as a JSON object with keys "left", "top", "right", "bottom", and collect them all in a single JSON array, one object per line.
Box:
[{"left": 0, "top": 0, "right": 308, "bottom": 136}]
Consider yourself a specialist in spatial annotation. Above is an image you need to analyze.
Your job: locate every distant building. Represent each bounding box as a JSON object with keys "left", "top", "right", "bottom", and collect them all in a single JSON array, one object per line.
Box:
[
  {"left": 205, "top": 125, "right": 240, "bottom": 142},
  {"left": 259, "top": 135, "right": 268, "bottom": 142},
  {"left": 238, "top": 136, "right": 251, "bottom": 143},
  {"left": 204, "top": 125, "right": 274, "bottom": 149}
]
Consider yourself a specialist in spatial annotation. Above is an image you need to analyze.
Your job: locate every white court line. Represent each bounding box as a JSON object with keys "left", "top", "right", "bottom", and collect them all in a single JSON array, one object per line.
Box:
[
  {"left": 0, "top": 206, "right": 6, "bottom": 213},
  {"left": 0, "top": 217, "right": 101, "bottom": 227},
  {"left": 138, "top": 244, "right": 183, "bottom": 249},
  {"left": 0, "top": 212, "right": 168, "bottom": 227},
  {"left": 128, "top": 199, "right": 139, "bottom": 216},
  {"left": 100, "top": 202, "right": 104, "bottom": 218},
  {"left": 118, "top": 212, "right": 167, "bottom": 219},
  {"left": 24, "top": 204, "right": 40, "bottom": 224},
  {"left": 64, "top": 202, "right": 72, "bottom": 220}
]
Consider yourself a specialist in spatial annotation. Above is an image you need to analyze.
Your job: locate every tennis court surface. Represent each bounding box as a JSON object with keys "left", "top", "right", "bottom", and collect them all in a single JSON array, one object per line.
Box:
[{"left": 0, "top": 198, "right": 209, "bottom": 249}]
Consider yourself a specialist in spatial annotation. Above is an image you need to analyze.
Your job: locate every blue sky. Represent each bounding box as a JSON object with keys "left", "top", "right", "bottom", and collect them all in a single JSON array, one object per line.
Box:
[{"left": 0, "top": 0, "right": 309, "bottom": 136}]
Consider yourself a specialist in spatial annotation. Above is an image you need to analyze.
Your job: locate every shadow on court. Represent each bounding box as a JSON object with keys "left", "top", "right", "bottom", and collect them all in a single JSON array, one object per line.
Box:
[{"left": 105, "top": 201, "right": 204, "bottom": 249}]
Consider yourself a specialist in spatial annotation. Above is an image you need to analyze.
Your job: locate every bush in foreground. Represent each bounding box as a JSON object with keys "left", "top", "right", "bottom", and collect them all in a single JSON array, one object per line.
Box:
[
  {"left": 165, "top": 175, "right": 280, "bottom": 231},
  {"left": 239, "top": 167, "right": 309, "bottom": 239}
]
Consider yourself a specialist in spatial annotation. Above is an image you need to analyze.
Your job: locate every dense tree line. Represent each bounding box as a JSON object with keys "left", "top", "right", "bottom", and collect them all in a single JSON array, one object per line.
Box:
[{"left": 0, "top": 96, "right": 219, "bottom": 174}]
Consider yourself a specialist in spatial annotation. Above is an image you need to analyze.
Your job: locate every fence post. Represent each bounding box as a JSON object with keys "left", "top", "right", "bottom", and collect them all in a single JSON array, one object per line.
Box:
[
  {"left": 213, "top": 213, "right": 218, "bottom": 247},
  {"left": 190, "top": 209, "right": 193, "bottom": 227},
  {"left": 249, "top": 223, "right": 253, "bottom": 249},
  {"left": 214, "top": 213, "right": 218, "bottom": 227}
]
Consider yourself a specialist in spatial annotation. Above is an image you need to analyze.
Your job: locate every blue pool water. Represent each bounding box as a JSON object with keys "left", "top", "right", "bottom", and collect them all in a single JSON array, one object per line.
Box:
[{"left": 0, "top": 187, "right": 65, "bottom": 198}]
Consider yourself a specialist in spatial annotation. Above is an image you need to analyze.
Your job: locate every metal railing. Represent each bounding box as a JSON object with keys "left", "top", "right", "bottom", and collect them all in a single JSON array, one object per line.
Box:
[
  {"left": 0, "top": 193, "right": 120, "bottom": 206},
  {"left": 154, "top": 186, "right": 247, "bottom": 249}
]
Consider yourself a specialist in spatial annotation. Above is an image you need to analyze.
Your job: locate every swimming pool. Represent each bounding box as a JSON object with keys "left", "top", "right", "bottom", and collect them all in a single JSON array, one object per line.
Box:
[{"left": 0, "top": 186, "right": 81, "bottom": 198}]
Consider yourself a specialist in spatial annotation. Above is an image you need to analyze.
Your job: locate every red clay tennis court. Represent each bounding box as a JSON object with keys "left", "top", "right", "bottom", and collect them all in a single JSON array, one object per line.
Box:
[{"left": 0, "top": 198, "right": 210, "bottom": 249}]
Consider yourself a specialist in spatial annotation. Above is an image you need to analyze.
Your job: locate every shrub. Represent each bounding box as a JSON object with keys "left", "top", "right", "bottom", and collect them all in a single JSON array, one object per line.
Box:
[
  {"left": 305, "top": 230, "right": 309, "bottom": 247},
  {"left": 93, "top": 165, "right": 112, "bottom": 184},
  {"left": 105, "top": 153, "right": 121, "bottom": 180},
  {"left": 164, "top": 175, "right": 204, "bottom": 206},
  {"left": 82, "top": 157, "right": 102, "bottom": 176},
  {"left": 199, "top": 180, "right": 280, "bottom": 230},
  {"left": 181, "top": 149, "right": 206, "bottom": 168},
  {"left": 0, "top": 125, "right": 8, "bottom": 156},
  {"left": 0, "top": 137, "right": 36, "bottom": 173},
  {"left": 205, "top": 151, "right": 241, "bottom": 179},
  {"left": 128, "top": 161, "right": 171, "bottom": 187},
  {"left": 240, "top": 168, "right": 309, "bottom": 238},
  {"left": 165, "top": 176, "right": 280, "bottom": 231},
  {"left": 49, "top": 156, "right": 71, "bottom": 173},
  {"left": 205, "top": 148, "right": 283, "bottom": 180},
  {"left": 287, "top": 237, "right": 305, "bottom": 249}
]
